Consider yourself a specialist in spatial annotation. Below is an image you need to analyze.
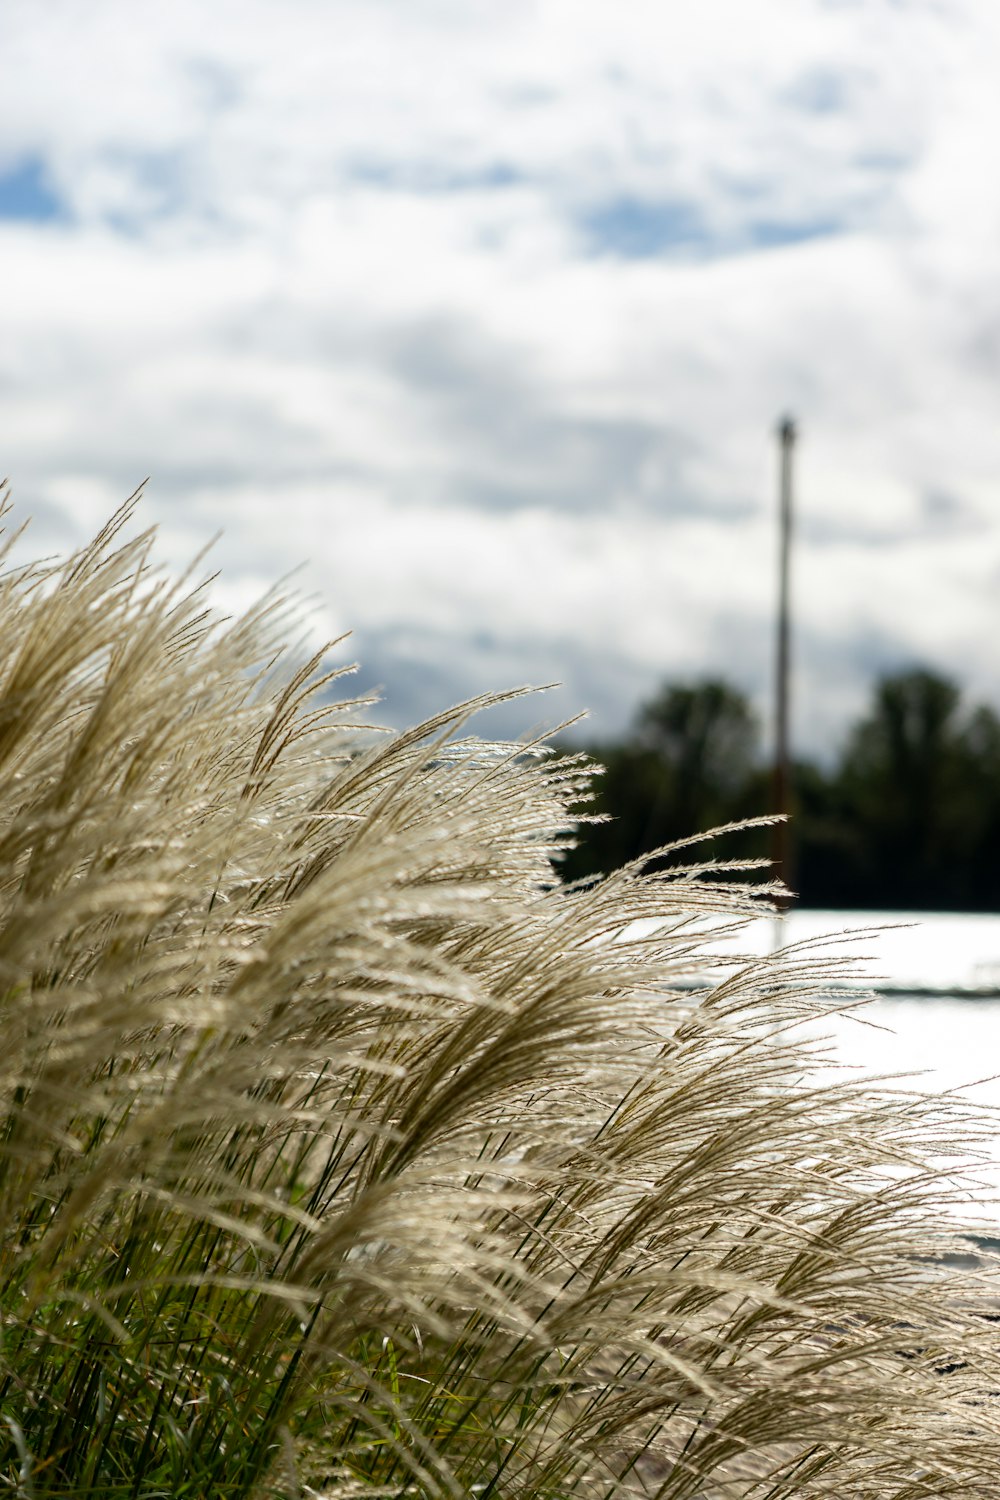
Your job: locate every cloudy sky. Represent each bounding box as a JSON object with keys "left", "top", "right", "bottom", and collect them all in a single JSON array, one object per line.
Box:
[{"left": 2, "top": 0, "right": 999, "bottom": 759}]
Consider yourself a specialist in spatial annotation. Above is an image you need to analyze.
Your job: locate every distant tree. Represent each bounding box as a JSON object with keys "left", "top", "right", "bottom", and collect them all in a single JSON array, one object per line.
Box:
[
  {"left": 635, "top": 679, "right": 757, "bottom": 799},
  {"left": 560, "top": 679, "right": 761, "bottom": 883},
  {"left": 562, "top": 665, "right": 1000, "bottom": 911},
  {"left": 819, "top": 669, "right": 1000, "bottom": 910},
  {"left": 791, "top": 757, "right": 859, "bottom": 909},
  {"left": 961, "top": 704, "right": 1000, "bottom": 907},
  {"left": 844, "top": 670, "right": 960, "bottom": 795}
]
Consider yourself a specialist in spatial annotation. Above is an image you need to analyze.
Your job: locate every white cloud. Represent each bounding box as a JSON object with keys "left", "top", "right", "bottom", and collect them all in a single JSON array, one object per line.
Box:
[{"left": 1, "top": 0, "right": 1000, "bottom": 762}]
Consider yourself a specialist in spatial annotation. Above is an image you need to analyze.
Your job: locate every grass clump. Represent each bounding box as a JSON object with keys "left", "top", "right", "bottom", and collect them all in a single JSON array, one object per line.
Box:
[{"left": 1, "top": 492, "right": 1000, "bottom": 1498}]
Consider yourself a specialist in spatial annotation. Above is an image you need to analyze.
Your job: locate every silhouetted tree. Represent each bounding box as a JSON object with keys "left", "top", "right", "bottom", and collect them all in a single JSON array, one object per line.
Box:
[
  {"left": 636, "top": 679, "right": 756, "bottom": 799},
  {"left": 833, "top": 669, "right": 1000, "bottom": 908},
  {"left": 561, "top": 680, "right": 761, "bottom": 882},
  {"left": 562, "top": 667, "right": 1000, "bottom": 911}
]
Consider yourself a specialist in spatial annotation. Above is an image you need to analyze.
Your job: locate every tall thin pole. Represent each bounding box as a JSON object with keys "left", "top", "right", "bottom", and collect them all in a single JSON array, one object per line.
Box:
[{"left": 771, "top": 416, "right": 796, "bottom": 905}]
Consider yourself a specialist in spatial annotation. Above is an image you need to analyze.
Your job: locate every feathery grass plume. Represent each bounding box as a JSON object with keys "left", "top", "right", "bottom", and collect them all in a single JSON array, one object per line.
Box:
[{"left": 1, "top": 491, "right": 1000, "bottom": 1498}]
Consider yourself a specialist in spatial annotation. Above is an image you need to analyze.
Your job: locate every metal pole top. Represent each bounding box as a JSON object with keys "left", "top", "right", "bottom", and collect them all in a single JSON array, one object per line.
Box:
[{"left": 777, "top": 415, "right": 797, "bottom": 447}]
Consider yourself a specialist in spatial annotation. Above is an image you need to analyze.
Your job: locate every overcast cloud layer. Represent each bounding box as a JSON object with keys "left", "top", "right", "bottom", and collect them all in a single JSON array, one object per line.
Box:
[{"left": 2, "top": 0, "right": 999, "bottom": 758}]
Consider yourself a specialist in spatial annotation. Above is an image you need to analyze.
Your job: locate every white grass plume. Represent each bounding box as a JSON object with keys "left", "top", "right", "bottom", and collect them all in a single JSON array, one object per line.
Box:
[{"left": 1, "top": 495, "right": 999, "bottom": 1497}]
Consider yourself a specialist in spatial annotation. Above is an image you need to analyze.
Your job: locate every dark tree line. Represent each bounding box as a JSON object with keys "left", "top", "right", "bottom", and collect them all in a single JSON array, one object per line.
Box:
[{"left": 561, "top": 668, "right": 1000, "bottom": 911}]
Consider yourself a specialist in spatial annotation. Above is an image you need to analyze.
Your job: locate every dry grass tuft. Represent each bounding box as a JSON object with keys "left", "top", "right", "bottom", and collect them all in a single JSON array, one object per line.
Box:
[{"left": 1, "top": 493, "right": 999, "bottom": 1498}]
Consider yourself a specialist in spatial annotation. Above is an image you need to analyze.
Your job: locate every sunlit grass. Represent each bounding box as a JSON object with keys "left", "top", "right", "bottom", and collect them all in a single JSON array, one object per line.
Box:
[{"left": 2, "top": 491, "right": 1000, "bottom": 1497}]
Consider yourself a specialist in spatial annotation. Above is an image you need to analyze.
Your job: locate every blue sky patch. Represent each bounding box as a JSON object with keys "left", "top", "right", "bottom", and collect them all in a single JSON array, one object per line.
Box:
[
  {"left": 349, "top": 158, "right": 522, "bottom": 194},
  {"left": 578, "top": 197, "right": 711, "bottom": 258},
  {"left": 579, "top": 195, "right": 839, "bottom": 260},
  {"left": 746, "top": 217, "right": 840, "bottom": 249},
  {"left": 0, "top": 157, "right": 64, "bottom": 222},
  {"left": 782, "top": 67, "right": 853, "bottom": 114}
]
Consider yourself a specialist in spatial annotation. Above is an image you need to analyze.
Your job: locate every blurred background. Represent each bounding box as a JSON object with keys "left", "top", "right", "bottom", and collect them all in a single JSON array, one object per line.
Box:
[{"left": 2, "top": 0, "right": 1000, "bottom": 916}]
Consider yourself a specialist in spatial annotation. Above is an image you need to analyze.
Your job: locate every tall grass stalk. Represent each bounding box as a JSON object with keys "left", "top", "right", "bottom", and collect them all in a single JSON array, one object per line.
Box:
[{"left": 1, "top": 493, "right": 999, "bottom": 1497}]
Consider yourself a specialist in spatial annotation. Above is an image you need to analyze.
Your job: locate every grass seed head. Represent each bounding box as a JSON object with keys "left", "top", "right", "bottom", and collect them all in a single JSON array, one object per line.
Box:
[{"left": 0, "top": 496, "right": 998, "bottom": 1498}]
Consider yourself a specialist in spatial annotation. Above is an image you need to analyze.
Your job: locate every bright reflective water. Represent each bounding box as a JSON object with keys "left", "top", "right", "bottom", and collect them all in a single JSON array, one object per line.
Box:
[
  {"left": 767, "top": 912, "right": 1000, "bottom": 1230},
  {"left": 820, "top": 992, "right": 1000, "bottom": 1232},
  {"left": 628, "top": 908, "right": 1000, "bottom": 1225}
]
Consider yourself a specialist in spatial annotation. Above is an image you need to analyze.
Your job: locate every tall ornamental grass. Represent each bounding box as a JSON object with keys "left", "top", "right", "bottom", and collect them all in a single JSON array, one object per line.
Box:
[{"left": 2, "top": 493, "right": 1000, "bottom": 1498}]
